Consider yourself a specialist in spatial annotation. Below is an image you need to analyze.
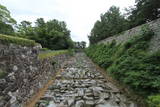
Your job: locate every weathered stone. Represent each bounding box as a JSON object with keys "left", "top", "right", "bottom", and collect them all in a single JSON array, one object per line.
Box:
[
  {"left": 8, "top": 92, "right": 16, "bottom": 104},
  {"left": 75, "top": 100, "right": 85, "bottom": 107},
  {"left": 0, "top": 43, "right": 71, "bottom": 106},
  {"left": 68, "top": 98, "right": 75, "bottom": 106},
  {"left": 13, "top": 66, "right": 18, "bottom": 71}
]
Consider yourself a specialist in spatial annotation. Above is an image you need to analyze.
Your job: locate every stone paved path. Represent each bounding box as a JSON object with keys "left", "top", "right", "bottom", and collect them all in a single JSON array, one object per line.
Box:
[{"left": 35, "top": 53, "right": 137, "bottom": 107}]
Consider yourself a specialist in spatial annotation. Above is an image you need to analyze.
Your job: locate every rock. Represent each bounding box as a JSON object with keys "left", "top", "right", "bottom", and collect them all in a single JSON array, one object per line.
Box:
[
  {"left": 85, "top": 100, "right": 95, "bottom": 105},
  {"left": 13, "top": 66, "right": 18, "bottom": 71},
  {"left": 0, "top": 101, "right": 5, "bottom": 107},
  {"left": 100, "top": 93, "right": 110, "bottom": 100},
  {"left": 115, "top": 97, "right": 120, "bottom": 104},
  {"left": 21, "top": 54, "right": 26, "bottom": 58},
  {"left": 0, "top": 79, "right": 6, "bottom": 84},
  {"left": 78, "top": 89, "right": 85, "bottom": 96},
  {"left": 39, "top": 103, "right": 46, "bottom": 107},
  {"left": 8, "top": 92, "right": 16, "bottom": 104},
  {"left": 0, "top": 96, "right": 6, "bottom": 106},
  {"left": 68, "top": 98, "right": 75, "bottom": 106},
  {"left": 75, "top": 100, "right": 85, "bottom": 107},
  {"left": 96, "top": 98, "right": 106, "bottom": 105},
  {"left": 47, "top": 101, "right": 56, "bottom": 107}
]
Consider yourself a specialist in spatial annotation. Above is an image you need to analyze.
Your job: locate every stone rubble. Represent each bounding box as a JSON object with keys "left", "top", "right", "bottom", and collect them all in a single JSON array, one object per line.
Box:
[{"left": 36, "top": 53, "right": 137, "bottom": 107}]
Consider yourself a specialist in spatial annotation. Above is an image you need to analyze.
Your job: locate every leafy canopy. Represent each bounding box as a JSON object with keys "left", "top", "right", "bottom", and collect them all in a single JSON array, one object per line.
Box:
[
  {"left": 89, "top": 6, "right": 128, "bottom": 44},
  {"left": 0, "top": 4, "right": 16, "bottom": 35}
]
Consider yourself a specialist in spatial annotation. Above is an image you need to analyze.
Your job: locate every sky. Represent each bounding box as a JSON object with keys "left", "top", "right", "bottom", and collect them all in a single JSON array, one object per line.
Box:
[{"left": 1, "top": 0, "right": 135, "bottom": 45}]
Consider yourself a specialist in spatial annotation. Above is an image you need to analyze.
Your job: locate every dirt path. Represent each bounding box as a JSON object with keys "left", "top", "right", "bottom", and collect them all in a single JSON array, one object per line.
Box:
[{"left": 34, "top": 53, "right": 137, "bottom": 107}]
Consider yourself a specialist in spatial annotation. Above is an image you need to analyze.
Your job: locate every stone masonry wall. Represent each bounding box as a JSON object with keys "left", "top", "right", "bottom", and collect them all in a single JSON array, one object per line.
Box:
[
  {"left": 0, "top": 43, "right": 70, "bottom": 107},
  {"left": 98, "top": 18, "right": 160, "bottom": 52}
]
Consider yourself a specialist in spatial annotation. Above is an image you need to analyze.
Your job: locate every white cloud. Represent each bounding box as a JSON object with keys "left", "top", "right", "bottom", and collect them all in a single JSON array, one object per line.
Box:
[{"left": 1, "top": 0, "right": 135, "bottom": 45}]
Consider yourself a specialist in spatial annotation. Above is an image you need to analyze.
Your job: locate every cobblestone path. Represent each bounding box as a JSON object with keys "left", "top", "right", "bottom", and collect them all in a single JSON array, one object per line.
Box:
[{"left": 35, "top": 53, "right": 137, "bottom": 107}]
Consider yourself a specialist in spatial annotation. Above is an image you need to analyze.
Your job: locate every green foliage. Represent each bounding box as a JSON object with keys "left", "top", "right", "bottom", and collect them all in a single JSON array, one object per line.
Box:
[
  {"left": 88, "top": 6, "right": 128, "bottom": 44},
  {"left": 17, "top": 18, "right": 74, "bottom": 50},
  {"left": 128, "top": 0, "right": 160, "bottom": 27},
  {"left": 0, "top": 4, "right": 74, "bottom": 50},
  {"left": 74, "top": 41, "right": 86, "bottom": 49},
  {"left": 40, "top": 48, "right": 50, "bottom": 51},
  {"left": 86, "top": 27, "right": 160, "bottom": 99},
  {"left": 147, "top": 95, "right": 160, "bottom": 107},
  {"left": 0, "top": 4, "right": 16, "bottom": 35},
  {"left": 38, "top": 50, "right": 69, "bottom": 59},
  {"left": 0, "top": 34, "right": 37, "bottom": 46},
  {"left": 0, "top": 21, "right": 14, "bottom": 35},
  {"left": 0, "top": 69, "right": 7, "bottom": 79},
  {"left": 0, "top": 4, "right": 16, "bottom": 24},
  {"left": 68, "top": 48, "right": 75, "bottom": 56},
  {"left": 86, "top": 40, "right": 118, "bottom": 68},
  {"left": 89, "top": 0, "right": 160, "bottom": 44},
  {"left": 16, "top": 20, "right": 33, "bottom": 38}
]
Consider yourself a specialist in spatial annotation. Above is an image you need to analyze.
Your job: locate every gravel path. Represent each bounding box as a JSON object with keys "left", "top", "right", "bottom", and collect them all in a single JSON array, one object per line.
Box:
[{"left": 35, "top": 53, "right": 137, "bottom": 107}]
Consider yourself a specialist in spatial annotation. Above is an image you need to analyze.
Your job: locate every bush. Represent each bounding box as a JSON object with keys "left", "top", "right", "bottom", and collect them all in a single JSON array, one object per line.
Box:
[
  {"left": 86, "top": 26, "right": 160, "bottom": 100},
  {"left": 147, "top": 95, "right": 160, "bottom": 107}
]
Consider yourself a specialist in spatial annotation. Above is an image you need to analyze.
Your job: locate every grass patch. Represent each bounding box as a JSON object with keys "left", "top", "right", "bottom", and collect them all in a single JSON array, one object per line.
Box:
[
  {"left": 0, "top": 34, "right": 38, "bottom": 46},
  {"left": 38, "top": 50, "right": 69, "bottom": 59},
  {"left": 40, "top": 48, "right": 50, "bottom": 51}
]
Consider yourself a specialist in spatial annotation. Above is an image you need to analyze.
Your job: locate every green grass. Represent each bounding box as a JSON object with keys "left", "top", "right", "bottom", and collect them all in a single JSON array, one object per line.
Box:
[
  {"left": 38, "top": 50, "right": 69, "bottom": 59},
  {"left": 40, "top": 48, "right": 50, "bottom": 51},
  {"left": 0, "top": 34, "right": 38, "bottom": 46}
]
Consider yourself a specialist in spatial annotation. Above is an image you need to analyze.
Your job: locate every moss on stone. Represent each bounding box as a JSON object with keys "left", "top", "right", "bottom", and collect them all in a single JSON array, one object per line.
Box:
[{"left": 0, "top": 69, "right": 7, "bottom": 79}]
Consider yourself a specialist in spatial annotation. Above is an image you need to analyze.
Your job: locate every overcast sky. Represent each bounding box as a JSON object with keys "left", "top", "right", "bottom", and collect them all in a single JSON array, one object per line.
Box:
[{"left": 1, "top": 0, "right": 135, "bottom": 45}]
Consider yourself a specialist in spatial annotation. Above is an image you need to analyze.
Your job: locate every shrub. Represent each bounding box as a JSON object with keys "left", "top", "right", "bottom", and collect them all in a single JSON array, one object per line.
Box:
[
  {"left": 86, "top": 25, "right": 160, "bottom": 101},
  {"left": 147, "top": 95, "right": 160, "bottom": 107}
]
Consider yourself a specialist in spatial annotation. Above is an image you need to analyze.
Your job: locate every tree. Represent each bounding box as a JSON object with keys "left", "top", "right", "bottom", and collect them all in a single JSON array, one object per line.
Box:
[
  {"left": 16, "top": 18, "right": 74, "bottom": 50},
  {"left": 0, "top": 4, "right": 16, "bottom": 35},
  {"left": 81, "top": 41, "right": 86, "bottom": 49},
  {"left": 75, "top": 41, "right": 86, "bottom": 49},
  {"left": 17, "top": 20, "right": 34, "bottom": 38},
  {"left": 89, "top": 6, "right": 128, "bottom": 44},
  {"left": 128, "top": 0, "right": 160, "bottom": 27},
  {"left": 0, "top": 21, "right": 14, "bottom": 35},
  {"left": 43, "top": 19, "right": 72, "bottom": 50},
  {"left": 0, "top": 4, "right": 16, "bottom": 24}
]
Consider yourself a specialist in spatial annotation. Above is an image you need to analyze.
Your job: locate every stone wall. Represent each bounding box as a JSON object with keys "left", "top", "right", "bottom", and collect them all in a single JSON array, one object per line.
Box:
[
  {"left": 0, "top": 43, "right": 70, "bottom": 107},
  {"left": 98, "top": 18, "right": 160, "bottom": 52}
]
